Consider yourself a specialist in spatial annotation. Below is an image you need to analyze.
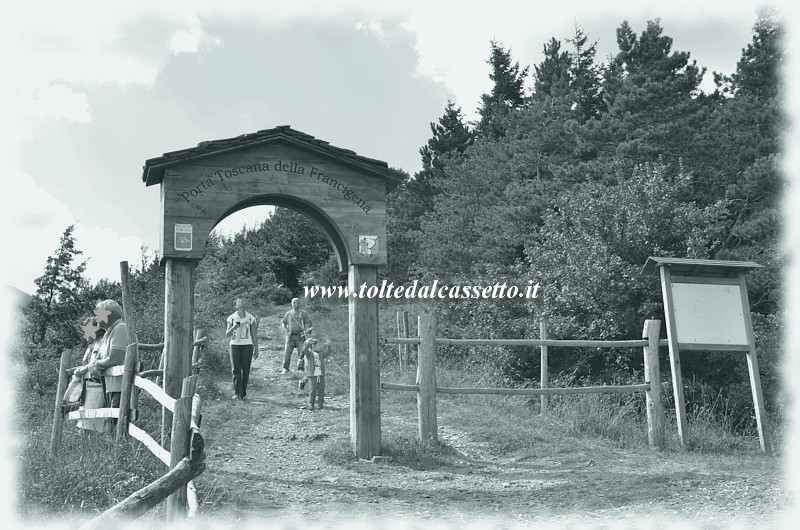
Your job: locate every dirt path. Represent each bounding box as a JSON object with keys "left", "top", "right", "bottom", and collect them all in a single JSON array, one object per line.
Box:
[{"left": 194, "top": 317, "right": 791, "bottom": 528}]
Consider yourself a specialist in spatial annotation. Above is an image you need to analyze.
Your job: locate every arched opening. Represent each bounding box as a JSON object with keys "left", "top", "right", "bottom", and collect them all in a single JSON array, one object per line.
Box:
[
  {"left": 144, "top": 126, "right": 402, "bottom": 459},
  {"left": 214, "top": 194, "right": 350, "bottom": 272}
]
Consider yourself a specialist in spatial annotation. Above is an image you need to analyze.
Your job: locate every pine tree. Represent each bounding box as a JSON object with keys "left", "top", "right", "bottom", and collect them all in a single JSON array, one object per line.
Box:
[
  {"left": 385, "top": 102, "right": 474, "bottom": 282},
  {"left": 477, "top": 41, "right": 529, "bottom": 138},
  {"left": 532, "top": 38, "right": 571, "bottom": 98},
  {"left": 566, "top": 25, "right": 605, "bottom": 122},
  {"left": 716, "top": 8, "right": 784, "bottom": 99},
  {"left": 26, "top": 225, "right": 88, "bottom": 348}
]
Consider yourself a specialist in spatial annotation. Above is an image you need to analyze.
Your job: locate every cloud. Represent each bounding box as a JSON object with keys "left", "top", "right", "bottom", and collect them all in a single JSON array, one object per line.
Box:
[
  {"left": 73, "top": 225, "right": 147, "bottom": 284},
  {"left": 169, "top": 16, "right": 223, "bottom": 55}
]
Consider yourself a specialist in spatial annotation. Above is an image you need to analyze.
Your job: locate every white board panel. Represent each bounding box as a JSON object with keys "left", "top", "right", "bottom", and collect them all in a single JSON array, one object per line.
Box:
[{"left": 670, "top": 282, "right": 749, "bottom": 346}]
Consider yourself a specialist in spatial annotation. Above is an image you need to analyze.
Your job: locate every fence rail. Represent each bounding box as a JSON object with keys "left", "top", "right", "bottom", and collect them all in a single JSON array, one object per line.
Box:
[{"left": 381, "top": 315, "right": 666, "bottom": 449}]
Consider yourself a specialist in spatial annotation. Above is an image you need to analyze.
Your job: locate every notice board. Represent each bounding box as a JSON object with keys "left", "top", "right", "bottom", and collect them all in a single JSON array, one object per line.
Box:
[{"left": 669, "top": 282, "right": 749, "bottom": 346}]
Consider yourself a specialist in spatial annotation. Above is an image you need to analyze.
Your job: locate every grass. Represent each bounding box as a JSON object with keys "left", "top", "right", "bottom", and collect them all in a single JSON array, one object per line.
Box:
[
  {"left": 17, "top": 420, "right": 165, "bottom": 522},
  {"left": 16, "top": 297, "right": 781, "bottom": 519}
]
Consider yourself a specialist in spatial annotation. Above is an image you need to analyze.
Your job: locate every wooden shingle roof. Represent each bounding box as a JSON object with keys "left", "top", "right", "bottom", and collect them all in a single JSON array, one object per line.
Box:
[
  {"left": 142, "top": 125, "right": 404, "bottom": 188},
  {"left": 641, "top": 257, "right": 763, "bottom": 278}
]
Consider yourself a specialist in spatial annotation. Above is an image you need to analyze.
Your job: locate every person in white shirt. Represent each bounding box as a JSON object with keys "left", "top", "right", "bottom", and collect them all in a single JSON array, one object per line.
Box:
[{"left": 226, "top": 298, "right": 259, "bottom": 400}]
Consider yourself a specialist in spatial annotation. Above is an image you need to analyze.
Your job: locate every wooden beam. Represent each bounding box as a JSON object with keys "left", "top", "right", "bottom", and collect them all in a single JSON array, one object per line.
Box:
[
  {"left": 384, "top": 337, "right": 651, "bottom": 348},
  {"left": 135, "top": 376, "right": 177, "bottom": 412},
  {"left": 128, "top": 423, "right": 171, "bottom": 466},
  {"left": 435, "top": 384, "right": 649, "bottom": 396},
  {"left": 348, "top": 265, "right": 381, "bottom": 459},
  {"left": 78, "top": 457, "right": 205, "bottom": 530},
  {"left": 139, "top": 337, "right": 207, "bottom": 352},
  {"left": 67, "top": 408, "right": 120, "bottom": 420},
  {"left": 381, "top": 383, "right": 419, "bottom": 392},
  {"left": 383, "top": 337, "right": 421, "bottom": 345},
  {"left": 434, "top": 338, "right": 648, "bottom": 348}
]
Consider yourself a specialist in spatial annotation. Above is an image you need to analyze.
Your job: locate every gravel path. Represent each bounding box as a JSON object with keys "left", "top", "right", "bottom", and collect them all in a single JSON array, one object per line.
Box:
[{"left": 192, "top": 319, "right": 792, "bottom": 528}]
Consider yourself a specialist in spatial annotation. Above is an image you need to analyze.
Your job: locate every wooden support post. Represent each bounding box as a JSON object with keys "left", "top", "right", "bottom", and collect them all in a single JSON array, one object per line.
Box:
[
  {"left": 166, "top": 395, "right": 192, "bottom": 522},
  {"left": 162, "top": 259, "right": 196, "bottom": 444},
  {"left": 738, "top": 272, "right": 771, "bottom": 454},
  {"left": 348, "top": 265, "right": 381, "bottom": 459},
  {"left": 539, "top": 320, "right": 549, "bottom": 415},
  {"left": 49, "top": 350, "right": 71, "bottom": 456},
  {"left": 642, "top": 319, "right": 665, "bottom": 449},
  {"left": 116, "top": 343, "right": 139, "bottom": 443},
  {"left": 659, "top": 265, "right": 689, "bottom": 448},
  {"left": 417, "top": 314, "right": 438, "bottom": 443}
]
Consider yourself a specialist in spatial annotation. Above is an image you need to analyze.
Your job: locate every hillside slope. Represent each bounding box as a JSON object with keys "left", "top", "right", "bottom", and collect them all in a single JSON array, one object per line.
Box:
[{"left": 192, "top": 309, "right": 789, "bottom": 528}]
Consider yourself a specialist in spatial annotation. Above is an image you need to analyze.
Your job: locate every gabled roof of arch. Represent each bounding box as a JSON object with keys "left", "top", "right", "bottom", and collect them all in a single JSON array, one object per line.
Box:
[{"left": 142, "top": 125, "right": 404, "bottom": 189}]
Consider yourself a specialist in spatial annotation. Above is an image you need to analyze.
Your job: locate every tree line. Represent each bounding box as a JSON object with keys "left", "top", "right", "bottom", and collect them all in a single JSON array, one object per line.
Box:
[{"left": 20, "top": 12, "right": 785, "bottom": 429}]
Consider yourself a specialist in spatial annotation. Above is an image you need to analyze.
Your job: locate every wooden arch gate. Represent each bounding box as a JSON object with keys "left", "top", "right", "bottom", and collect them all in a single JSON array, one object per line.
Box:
[{"left": 142, "top": 126, "right": 402, "bottom": 458}]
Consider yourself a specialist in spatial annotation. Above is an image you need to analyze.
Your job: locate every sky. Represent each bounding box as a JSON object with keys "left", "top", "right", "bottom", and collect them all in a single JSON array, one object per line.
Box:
[
  {"left": 1, "top": 0, "right": 800, "bottom": 525},
  {"left": 0, "top": 0, "right": 792, "bottom": 294}
]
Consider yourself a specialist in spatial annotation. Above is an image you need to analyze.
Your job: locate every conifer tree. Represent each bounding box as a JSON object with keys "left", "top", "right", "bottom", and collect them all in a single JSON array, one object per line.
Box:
[
  {"left": 26, "top": 225, "right": 88, "bottom": 348},
  {"left": 477, "top": 41, "right": 529, "bottom": 138},
  {"left": 713, "top": 8, "right": 783, "bottom": 101},
  {"left": 532, "top": 38, "right": 571, "bottom": 98},
  {"left": 566, "top": 25, "right": 605, "bottom": 122}
]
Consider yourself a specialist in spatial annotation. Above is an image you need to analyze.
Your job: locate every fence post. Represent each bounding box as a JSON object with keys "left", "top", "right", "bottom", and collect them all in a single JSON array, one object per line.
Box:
[
  {"left": 49, "top": 350, "right": 71, "bottom": 456},
  {"left": 540, "top": 320, "right": 549, "bottom": 415},
  {"left": 402, "top": 311, "right": 410, "bottom": 370},
  {"left": 642, "top": 320, "right": 665, "bottom": 449},
  {"left": 116, "top": 343, "right": 139, "bottom": 443},
  {"left": 191, "top": 328, "right": 204, "bottom": 373},
  {"left": 417, "top": 314, "right": 438, "bottom": 443},
  {"left": 396, "top": 311, "right": 402, "bottom": 370},
  {"left": 166, "top": 394, "right": 192, "bottom": 522}
]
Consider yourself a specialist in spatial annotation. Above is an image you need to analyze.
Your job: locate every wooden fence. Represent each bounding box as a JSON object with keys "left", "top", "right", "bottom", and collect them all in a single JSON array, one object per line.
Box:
[
  {"left": 382, "top": 314, "right": 666, "bottom": 449},
  {"left": 49, "top": 261, "right": 208, "bottom": 526}
]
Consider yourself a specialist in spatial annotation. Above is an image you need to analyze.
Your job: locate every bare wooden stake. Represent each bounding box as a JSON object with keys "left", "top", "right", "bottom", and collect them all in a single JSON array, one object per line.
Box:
[
  {"left": 643, "top": 319, "right": 665, "bottom": 449},
  {"left": 539, "top": 320, "right": 549, "bottom": 415},
  {"left": 191, "top": 327, "right": 205, "bottom": 373},
  {"left": 396, "top": 311, "right": 403, "bottom": 370},
  {"left": 402, "top": 310, "right": 410, "bottom": 370},
  {"left": 417, "top": 314, "right": 438, "bottom": 443},
  {"left": 116, "top": 343, "right": 139, "bottom": 444},
  {"left": 49, "top": 350, "right": 71, "bottom": 456},
  {"left": 166, "top": 395, "right": 193, "bottom": 522}
]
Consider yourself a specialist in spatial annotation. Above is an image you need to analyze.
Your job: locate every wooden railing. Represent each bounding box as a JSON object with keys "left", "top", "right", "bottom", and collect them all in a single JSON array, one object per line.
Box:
[
  {"left": 382, "top": 315, "right": 666, "bottom": 449},
  {"left": 49, "top": 261, "right": 208, "bottom": 526}
]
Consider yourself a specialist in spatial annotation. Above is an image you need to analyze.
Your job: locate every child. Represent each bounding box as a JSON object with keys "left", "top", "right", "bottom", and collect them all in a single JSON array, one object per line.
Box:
[
  {"left": 299, "top": 328, "right": 329, "bottom": 410},
  {"left": 297, "top": 327, "right": 319, "bottom": 391}
]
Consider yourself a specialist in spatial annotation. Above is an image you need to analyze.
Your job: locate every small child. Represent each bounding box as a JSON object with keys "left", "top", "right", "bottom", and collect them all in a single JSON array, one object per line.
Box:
[{"left": 298, "top": 328, "right": 329, "bottom": 410}]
